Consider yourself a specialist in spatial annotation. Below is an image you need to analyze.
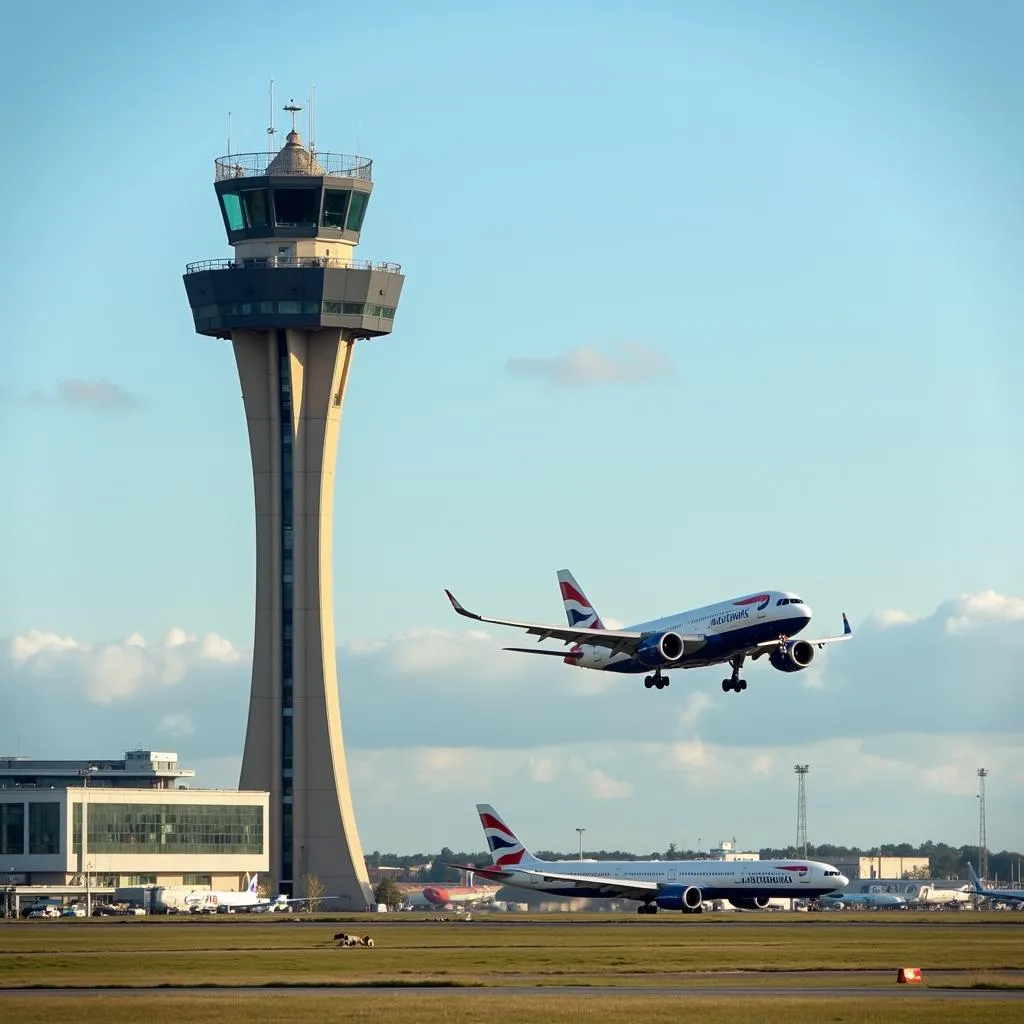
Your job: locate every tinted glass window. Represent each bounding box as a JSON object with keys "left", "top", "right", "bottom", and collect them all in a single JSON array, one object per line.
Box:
[
  {"left": 322, "top": 189, "right": 350, "bottom": 229},
  {"left": 28, "top": 802, "right": 60, "bottom": 854},
  {"left": 0, "top": 803, "right": 24, "bottom": 855},
  {"left": 221, "top": 193, "right": 245, "bottom": 231},
  {"left": 241, "top": 190, "right": 269, "bottom": 228},
  {"left": 273, "top": 188, "right": 319, "bottom": 227},
  {"left": 346, "top": 190, "right": 369, "bottom": 231}
]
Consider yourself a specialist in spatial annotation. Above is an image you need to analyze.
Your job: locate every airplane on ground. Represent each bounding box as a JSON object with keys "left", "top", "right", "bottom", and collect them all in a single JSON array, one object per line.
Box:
[
  {"left": 967, "top": 863, "right": 1024, "bottom": 905},
  {"left": 399, "top": 884, "right": 500, "bottom": 910},
  {"left": 184, "top": 875, "right": 306, "bottom": 914},
  {"left": 813, "top": 891, "right": 907, "bottom": 910},
  {"left": 446, "top": 804, "right": 848, "bottom": 914},
  {"left": 445, "top": 570, "right": 852, "bottom": 694}
]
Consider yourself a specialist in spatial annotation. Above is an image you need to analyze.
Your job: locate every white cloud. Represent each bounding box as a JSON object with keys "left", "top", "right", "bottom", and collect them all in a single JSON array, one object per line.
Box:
[
  {"left": 7, "top": 626, "right": 241, "bottom": 705},
  {"left": 159, "top": 713, "right": 195, "bottom": 739},
  {"left": 506, "top": 343, "right": 675, "bottom": 388},
  {"left": 944, "top": 590, "right": 1024, "bottom": 635},
  {"left": 869, "top": 609, "right": 920, "bottom": 628}
]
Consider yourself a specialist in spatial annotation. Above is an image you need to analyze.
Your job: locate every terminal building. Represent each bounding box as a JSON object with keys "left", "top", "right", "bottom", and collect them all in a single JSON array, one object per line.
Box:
[{"left": 0, "top": 750, "right": 268, "bottom": 890}]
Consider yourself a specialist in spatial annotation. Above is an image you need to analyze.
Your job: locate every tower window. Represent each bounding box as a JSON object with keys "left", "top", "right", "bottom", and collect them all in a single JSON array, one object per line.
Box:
[
  {"left": 322, "top": 189, "right": 351, "bottom": 229},
  {"left": 273, "top": 188, "right": 319, "bottom": 227},
  {"left": 241, "top": 189, "right": 269, "bottom": 228},
  {"left": 346, "top": 191, "right": 369, "bottom": 231},
  {"left": 221, "top": 193, "right": 245, "bottom": 232}
]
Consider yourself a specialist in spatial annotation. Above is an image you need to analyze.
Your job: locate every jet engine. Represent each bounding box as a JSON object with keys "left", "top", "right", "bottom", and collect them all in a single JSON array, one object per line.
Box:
[
  {"left": 654, "top": 885, "right": 704, "bottom": 912},
  {"left": 728, "top": 896, "right": 772, "bottom": 911},
  {"left": 636, "top": 631, "right": 685, "bottom": 668},
  {"left": 768, "top": 640, "right": 814, "bottom": 673}
]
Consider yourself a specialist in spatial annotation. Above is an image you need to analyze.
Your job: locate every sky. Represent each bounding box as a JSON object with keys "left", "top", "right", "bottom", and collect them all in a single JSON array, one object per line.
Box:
[{"left": 1, "top": 0, "right": 1022, "bottom": 856}]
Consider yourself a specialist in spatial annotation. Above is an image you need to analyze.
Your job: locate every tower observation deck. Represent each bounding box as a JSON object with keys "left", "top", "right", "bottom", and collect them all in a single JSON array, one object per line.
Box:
[{"left": 183, "top": 115, "right": 405, "bottom": 906}]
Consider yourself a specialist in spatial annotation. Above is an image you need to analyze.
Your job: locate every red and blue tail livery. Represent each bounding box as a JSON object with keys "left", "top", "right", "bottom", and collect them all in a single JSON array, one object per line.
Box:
[{"left": 444, "top": 571, "right": 852, "bottom": 696}]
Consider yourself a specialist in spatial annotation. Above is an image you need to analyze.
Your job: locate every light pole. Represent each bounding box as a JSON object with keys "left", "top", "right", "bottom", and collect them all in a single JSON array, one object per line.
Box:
[
  {"left": 575, "top": 828, "right": 586, "bottom": 861},
  {"left": 79, "top": 766, "right": 97, "bottom": 916}
]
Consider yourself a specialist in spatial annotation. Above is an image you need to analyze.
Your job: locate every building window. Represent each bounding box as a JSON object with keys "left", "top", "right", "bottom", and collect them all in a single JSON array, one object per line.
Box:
[
  {"left": 322, "top": 189, "right": 350, "bottom": 229},
  {"left": 74, "top": 804, "right": 263, "bottom": 855},
  {"left": 28, "top": 802, "right": 60, "bottom": 854},
  {"left": 272, "top": 188, "right": 319, "bottom": 227},
  {"left": 220, "top": 193, "right": 245, "bottom": 232},
  {"left": 124, "top": 875, "right": 157, "bottom": 886},
  {"left": 0, "top": 803, "right": 24, "bottom": 855},
  {"left": 346, "top": 191, "right": 369, "bottom": 231},
  {"left": 183, "top": 874, "right": 212, "bottom": 887}
]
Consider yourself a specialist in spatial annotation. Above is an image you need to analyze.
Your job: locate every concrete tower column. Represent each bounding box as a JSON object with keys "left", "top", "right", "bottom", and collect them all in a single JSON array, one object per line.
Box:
[{"left": 183, "top": 110, "right": 404, "bottom": 906}]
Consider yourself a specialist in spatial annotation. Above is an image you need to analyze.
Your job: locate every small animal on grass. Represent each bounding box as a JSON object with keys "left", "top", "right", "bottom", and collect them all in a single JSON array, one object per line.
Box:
[{"left": 333, "top": 932, "right": 375, "bottom": 947}]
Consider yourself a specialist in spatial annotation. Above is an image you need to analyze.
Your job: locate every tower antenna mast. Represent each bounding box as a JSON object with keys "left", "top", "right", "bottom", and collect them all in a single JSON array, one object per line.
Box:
[{"left": 267, "top": 77, "right": 276, "bottom": 154}]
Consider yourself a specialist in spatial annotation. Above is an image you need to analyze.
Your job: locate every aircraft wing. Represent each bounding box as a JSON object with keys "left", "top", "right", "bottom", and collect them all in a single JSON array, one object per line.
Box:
[
  {"left": 749, "top": 613, "right": 852, "bottom": 659},
  {"left": 445, "top": 590, "right": 706, "bottom": 658},
  {"left": 445, "top": 862, "right": 660, "bottom": 901}
]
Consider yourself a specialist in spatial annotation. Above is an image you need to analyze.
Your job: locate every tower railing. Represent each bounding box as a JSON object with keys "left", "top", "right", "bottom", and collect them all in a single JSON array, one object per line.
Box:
[
  {"left": 185, "top": 257, "right": 402, "bottom": 274},
  {"left": 215, "top": 152, "right": 373, "bottom": 182}
]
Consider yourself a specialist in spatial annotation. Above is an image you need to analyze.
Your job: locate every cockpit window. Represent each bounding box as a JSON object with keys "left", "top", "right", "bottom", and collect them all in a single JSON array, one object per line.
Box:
[{"left": 791, "top": 598, "right": 803, "bottom": 605}]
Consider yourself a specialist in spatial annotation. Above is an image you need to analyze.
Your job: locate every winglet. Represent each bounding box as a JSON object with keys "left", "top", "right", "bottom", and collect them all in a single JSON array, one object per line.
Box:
[
  {"left": 445, "top": 589, "right": 479, "bottom": 621},
  {"left": 842, "top": 613, "right": 852, "bottom": 635}
]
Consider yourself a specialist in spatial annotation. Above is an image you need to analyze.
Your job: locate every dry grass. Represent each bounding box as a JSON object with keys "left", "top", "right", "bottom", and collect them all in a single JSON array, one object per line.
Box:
[
  {"left": 2, "top": 993, "right": 1024, "bottom": 1024},
  {"left": 2, "top": 916, "right": 1023, "bottom": 989}
]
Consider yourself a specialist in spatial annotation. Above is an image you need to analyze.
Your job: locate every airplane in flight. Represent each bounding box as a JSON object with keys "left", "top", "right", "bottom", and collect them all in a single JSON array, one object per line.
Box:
[
  {"left": 447, "top": 804, "right": 848, "bottom": 914},
  {"left": 445, "top": 570, "right": 852, "bottom": 693},
  {"left": 967, "top": 863, "right": 1024, "bottom": 905}
]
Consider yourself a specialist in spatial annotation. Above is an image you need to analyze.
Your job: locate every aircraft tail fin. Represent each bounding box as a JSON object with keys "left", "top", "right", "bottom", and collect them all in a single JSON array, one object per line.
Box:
[
  {"left": 476, "top": 803, "right": 538, "bottom": 867},
  {"left": 248, "top": 874, "right": 259, "bottom": 895},
  {"left": 557, "top": 569, "right": 604, "bottom": 629},
  {"left": 967, "top": 862, "right": 983, "bottom": 891}
]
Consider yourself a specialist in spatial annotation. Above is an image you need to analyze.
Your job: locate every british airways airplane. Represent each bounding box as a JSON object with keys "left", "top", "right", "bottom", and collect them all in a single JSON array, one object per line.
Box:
[
  {"left": 445, "top": 570, "right": 851, "bottom": 694},
  {"left": 447, "top": 804, "right": 848, "bottom": 913}
]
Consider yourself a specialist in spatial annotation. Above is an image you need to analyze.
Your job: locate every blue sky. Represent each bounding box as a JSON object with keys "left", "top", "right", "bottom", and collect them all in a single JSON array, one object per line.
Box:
[{"left": 1, "top": 1, "right": 1022, "bottom": 855}]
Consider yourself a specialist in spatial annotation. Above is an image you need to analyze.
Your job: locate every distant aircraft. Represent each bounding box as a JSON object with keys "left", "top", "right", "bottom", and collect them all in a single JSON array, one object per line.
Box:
[
  {"left": 967, "top": 863, "right": 1024, "bottom": 905},
  {"left": 815, "top": 891, "right": 907, "bottom": 910},
  {"left": 445, "top": 570, "right": 851, "bottom": 693},
  {"left": 446, "top": 804, "right": 848, "bottom": 914},
  {"left": 185, "top": 875, "right": 306, "bottom": 914},
  {"left": 400, "top": 884, "right": 499, "bottom": 910}
]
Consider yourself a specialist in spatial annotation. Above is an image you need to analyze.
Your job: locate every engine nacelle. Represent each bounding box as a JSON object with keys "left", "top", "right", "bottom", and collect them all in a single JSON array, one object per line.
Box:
[
  {"left": 636, "top": 631, "right": 685, "bottom": 668},
  {"left": 768, "top": 639, "right": 815, "bottom": 673},
  {"left": 729, "top": 896, "right": 771, "bottom": 911},
  {"left": 654, "top": 885, "right": 704, "bottom": 912}
]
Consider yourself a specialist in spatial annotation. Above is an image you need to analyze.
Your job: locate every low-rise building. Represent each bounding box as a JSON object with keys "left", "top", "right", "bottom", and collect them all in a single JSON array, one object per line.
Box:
[{"left": 0, "top": 751, "right": 268, "bottom": 890}]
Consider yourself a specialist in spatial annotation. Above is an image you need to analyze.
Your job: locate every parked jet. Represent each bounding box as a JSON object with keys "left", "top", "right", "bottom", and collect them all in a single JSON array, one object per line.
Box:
[
  {"left": 400, "top": 884, "right": 500, "bottom": 910},
  {"left": 967, "top": 863, "right": 1024, "bottom": 905},
  {"left": 815, "top": 891, "right": 907, "bottom": 910},
  {"left": 185, "top": 875, "right": 306, "bottom": 914},
  {"left": 445, "top": 570, "right": 851, "bottom": 693},
  {"left": 447, "top": 804, "right": 848, "bottom": 914}
]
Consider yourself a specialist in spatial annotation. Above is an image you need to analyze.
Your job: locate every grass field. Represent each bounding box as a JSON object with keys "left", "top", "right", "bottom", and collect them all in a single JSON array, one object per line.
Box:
[
  {"left": 1, "top": 913, "right": 1022, "bottom": 990},
  {"left": 3, "top": 993, "right": 1024, "bottom": 1024}
]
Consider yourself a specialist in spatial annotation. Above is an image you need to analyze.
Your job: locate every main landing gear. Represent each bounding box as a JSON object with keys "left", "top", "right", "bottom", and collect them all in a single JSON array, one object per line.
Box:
[
  {"left": 722, "top": 656, "right": 747, "bottom": 694},
  {"left": 637, "top": 903, "right": 659, "bottom": 914},
  {"left": 644, "top": 670, "right": 669, "bottom": 690}
]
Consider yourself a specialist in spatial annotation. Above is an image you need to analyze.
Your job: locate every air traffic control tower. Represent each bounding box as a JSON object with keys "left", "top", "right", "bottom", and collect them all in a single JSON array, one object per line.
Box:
[{"left": 183, "top": 108, "right": 404, "bottom": 906}]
